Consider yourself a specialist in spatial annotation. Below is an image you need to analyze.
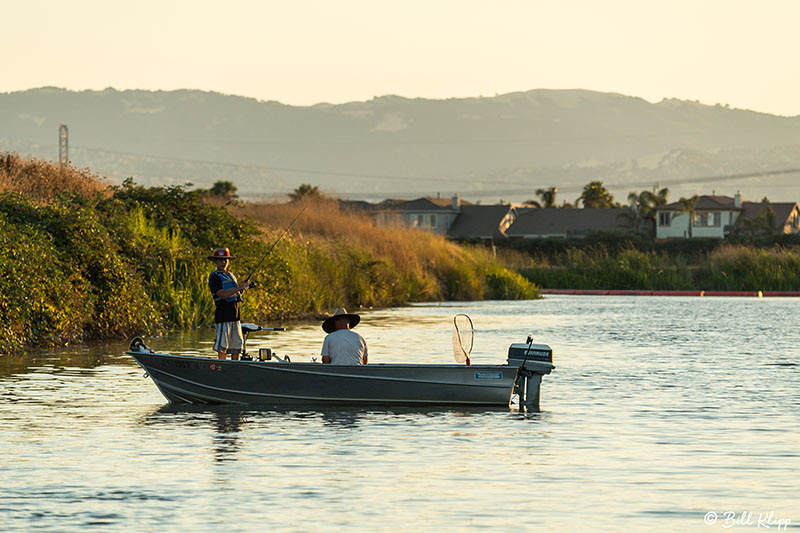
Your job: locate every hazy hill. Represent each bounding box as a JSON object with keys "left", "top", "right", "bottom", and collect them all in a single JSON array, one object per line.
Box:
[{"left": 2, "top": 87, "right": 800, "bottom": 202}]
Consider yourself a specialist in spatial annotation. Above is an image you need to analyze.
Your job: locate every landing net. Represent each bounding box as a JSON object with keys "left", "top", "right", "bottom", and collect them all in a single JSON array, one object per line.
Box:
[{"left": 452, "top": 314, "right": 474, "bottom": 366}]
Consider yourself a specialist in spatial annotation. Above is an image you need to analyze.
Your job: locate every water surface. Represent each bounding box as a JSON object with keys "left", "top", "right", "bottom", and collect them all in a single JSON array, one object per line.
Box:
[{"left": 1, "top": 296, "right": 797, "bottom": 531}]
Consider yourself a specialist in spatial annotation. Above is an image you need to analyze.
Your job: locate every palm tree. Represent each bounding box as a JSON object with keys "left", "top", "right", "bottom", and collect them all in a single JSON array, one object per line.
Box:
[
  {"left": 616, "top": 205, "right": 652, "bottom": 238},
  {"left": 579, "top": 180, "right": 614, "bottom": 208},
  {"left": 627, "top": 185, "right": 669, "bottom": 217},
  {"left": 536, "top": 186, "right": 558, "bottom": 208},
  {"left": 675, "top": 195, "right": 700, "bottom": 239},
  {"left": 623, "top": 185, "right": 670, "bottom": 238}
]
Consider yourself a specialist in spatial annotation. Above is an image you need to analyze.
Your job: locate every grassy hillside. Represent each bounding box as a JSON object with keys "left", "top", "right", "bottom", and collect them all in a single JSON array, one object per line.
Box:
[{"left": 0, "top": 153, "right": 538, "bottom": 353}]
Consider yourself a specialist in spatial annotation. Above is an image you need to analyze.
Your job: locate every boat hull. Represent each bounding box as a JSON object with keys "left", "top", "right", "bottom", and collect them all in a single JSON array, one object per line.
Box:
[{"left": 129, "top": 352, "right": 540, "bottom": 407}]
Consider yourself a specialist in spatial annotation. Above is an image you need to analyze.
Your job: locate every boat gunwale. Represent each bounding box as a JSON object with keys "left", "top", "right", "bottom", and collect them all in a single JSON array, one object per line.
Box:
[{"left": 127, "top": 350, "right": 554, "bottom": 373}]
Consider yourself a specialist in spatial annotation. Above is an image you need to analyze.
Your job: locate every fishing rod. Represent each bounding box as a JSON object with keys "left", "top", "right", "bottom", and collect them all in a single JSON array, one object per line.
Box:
[{"left": 242, "top": 205, "right": 307, "bottom": 284}]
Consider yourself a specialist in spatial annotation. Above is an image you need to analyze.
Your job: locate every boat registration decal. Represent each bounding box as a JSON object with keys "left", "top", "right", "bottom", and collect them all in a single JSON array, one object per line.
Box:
[
  {"left": 209, "top": 364, "right": 223, "bottom": 372},
  {"left": 474, "top": 371, "right": 503, "bottom": 380}
]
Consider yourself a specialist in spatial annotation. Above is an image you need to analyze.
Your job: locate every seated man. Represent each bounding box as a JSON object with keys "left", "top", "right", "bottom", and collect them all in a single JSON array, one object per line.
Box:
[{"left": 320, "top": 307, "right": 368, "bottom": 365}]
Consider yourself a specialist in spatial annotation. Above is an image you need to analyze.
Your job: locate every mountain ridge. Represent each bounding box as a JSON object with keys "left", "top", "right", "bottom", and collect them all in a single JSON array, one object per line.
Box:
[{"left": 2, "top": 87, "right": 799, "bottom": 202}]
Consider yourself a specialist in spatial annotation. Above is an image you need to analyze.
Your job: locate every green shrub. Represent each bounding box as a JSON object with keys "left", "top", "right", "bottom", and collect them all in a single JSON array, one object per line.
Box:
[{"left": 485, "top": 265, "right": 539, "bottom": 299}]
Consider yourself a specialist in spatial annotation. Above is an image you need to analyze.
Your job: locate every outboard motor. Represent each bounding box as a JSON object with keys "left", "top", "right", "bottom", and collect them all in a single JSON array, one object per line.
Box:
[{"left": 508, "top": 337, "right": 554, "bottom": 411}]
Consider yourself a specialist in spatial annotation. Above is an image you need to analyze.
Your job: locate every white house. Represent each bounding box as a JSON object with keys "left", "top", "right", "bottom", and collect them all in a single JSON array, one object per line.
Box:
[{"left": 655, "top": 193, "right": 800, "bottom": 239}]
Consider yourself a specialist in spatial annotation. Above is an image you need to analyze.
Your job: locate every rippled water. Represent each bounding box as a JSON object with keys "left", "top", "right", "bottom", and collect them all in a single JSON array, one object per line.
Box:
[{"left": 1, "top": 296, "right": 798, "bottom": 531}]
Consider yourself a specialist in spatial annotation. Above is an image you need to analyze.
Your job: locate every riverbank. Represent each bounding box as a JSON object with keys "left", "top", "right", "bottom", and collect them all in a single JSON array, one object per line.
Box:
[
  {"left": 0, "top": 153, "right": 538, "bottom": 353},
  {"left": 519, "top": 241, "right": 800, "bottom": 293},
  {"left": 541, "top": 288, "right": 800, "bottom": 297}
]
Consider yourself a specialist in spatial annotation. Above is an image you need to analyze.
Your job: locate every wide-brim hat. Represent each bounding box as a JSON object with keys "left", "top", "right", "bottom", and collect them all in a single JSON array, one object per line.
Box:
[
  {"left": 208, "top": 247, "right": 236, "bottom": 260},
  {"left": 322, "top": 307, "right": 360, "bottom": 333}
]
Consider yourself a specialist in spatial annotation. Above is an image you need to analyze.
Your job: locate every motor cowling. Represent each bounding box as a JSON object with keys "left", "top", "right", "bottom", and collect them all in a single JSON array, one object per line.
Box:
[{"left": 507, "top": 343, "right": 553, "bottom": 367}]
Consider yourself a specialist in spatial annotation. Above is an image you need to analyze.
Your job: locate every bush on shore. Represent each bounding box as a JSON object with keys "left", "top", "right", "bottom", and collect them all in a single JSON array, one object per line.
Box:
[{"left": 0, "top": 153, "right": 538, "bottom": 353}]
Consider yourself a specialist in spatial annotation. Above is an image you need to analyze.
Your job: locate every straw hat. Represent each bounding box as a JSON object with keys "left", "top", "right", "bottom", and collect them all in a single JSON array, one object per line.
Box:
[
  {"left": 322, "top": 307, "right": 361, "bottom": 333},
  {"left": 208, "top": 247, "right": 236, "bottom": 260}
]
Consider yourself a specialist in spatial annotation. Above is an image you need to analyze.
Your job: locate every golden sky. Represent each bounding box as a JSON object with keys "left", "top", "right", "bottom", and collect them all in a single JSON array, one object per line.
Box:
[{"left": 3, "top": 0, "right": 799, "bottom": 116}]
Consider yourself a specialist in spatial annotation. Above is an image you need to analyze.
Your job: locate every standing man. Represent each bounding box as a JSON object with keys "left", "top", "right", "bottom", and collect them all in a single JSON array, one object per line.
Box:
[
  {"left": 321, "top": 307, "right": 368, "bottom": 365},
  {"left": 208, "top": 247, "right": 250, "bottom": 360}
]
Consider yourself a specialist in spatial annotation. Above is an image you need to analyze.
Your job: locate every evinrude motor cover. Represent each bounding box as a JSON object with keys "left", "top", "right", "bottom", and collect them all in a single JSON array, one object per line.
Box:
[{"left": 507, "top": 343, "right": 553, "bottom": 365}]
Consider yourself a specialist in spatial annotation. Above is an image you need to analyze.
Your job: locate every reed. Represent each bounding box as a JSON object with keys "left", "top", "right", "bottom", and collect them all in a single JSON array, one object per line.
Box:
[
  {"left": 522, "top": 242, "right": 800, "bottom": 292},
  {"left": 522, "top": 246, "right": 693, "bottom": 289},
  {"left": 700, "top": 244, "right": 800, "bottom": 291},
  {"left": 0, "top": 153, "right": 108, "bottom": 200}
]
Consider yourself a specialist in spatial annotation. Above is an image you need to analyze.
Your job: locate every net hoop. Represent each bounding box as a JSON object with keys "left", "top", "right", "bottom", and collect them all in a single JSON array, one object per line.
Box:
[{"left": 452, "top": 313, "right": 474, "bottom": 366}]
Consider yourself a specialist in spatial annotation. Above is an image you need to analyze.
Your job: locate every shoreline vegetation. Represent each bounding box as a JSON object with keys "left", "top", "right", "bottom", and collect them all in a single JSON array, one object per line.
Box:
[
  {"left": 510, "top": 235, "right": 800, "bottom": 293},
  {"left": 0, "top": 153, "right": 537, "bottom": 354},
  {"left": 5, "top": 153, "right": 800, "bottom": 354}
]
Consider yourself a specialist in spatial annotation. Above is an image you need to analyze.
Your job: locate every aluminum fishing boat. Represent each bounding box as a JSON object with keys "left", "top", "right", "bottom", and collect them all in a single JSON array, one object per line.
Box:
[{"left": 128, "top": 328, "right": 555, "bottom": 410}]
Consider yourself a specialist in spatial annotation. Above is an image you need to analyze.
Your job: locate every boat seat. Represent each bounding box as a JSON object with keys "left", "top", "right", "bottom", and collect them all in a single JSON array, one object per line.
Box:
[{"left": 241, "top": 322, "right": 261, "bottom": 334}]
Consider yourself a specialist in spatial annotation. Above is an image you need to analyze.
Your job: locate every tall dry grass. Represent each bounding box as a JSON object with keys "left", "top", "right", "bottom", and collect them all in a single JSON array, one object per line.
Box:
[
  {"left": 232, "top": 198, "right": 538, "bottom": 307},
  {"left": 0, "top": 152, "right": 109, "bottom": 200}
]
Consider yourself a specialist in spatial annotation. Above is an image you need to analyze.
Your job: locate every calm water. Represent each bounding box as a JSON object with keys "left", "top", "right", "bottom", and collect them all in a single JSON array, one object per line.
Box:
[{"left": 1, "top": 296, "right": 798, "bottom": 532}]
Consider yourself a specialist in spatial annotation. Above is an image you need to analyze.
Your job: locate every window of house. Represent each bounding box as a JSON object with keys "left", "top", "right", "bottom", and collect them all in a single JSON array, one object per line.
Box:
[
  {"left": 430, "top": 214, "right": 437, "bottom": 228},
  {"left": 658, "top": 212, "right": 671, "bottom": 226},
  {"left": 416, "top": 215, "right": 423, "bottom": 227},
  {"left": 693, "top": 213, "right": 707, "bottom": 227},
  {"left": 693, "top": 212, "right": 721, "bottom": 227}
]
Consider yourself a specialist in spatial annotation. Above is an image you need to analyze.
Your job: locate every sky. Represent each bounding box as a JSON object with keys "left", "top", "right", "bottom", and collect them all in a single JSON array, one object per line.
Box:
[{"left": 3, "top": 0, "right": 800, "bottom": 116}]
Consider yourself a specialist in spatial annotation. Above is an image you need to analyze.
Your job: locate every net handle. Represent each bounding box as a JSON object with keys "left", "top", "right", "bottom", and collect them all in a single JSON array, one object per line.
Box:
[{"left": 453, "top": 313, "right": 473, "bottom": 366}]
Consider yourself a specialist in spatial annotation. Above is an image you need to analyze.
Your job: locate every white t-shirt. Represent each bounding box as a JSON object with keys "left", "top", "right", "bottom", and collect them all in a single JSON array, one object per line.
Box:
[{"left": 321, "top": 328, "right": 368, "bottom": 365}]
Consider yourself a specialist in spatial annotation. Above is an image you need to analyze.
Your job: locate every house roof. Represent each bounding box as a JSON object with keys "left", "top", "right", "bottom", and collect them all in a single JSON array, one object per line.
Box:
[
  {"left": 338, "top": 199, "right": 379, "bottom": 212},
  {"left": 380, "top": 196, "right": 472, "bottom": 212},
  {"left": 739, "top": 202, "right": 798, "bottom": 229},
  {"left": 659, "top": 195, "right": 740, "bottom": 211},
  {"left": 507, "top": 207, "right": 629, "bottom": 236},
  {"left": 447, "top": 205, "right": 514, "bottom": 239}
]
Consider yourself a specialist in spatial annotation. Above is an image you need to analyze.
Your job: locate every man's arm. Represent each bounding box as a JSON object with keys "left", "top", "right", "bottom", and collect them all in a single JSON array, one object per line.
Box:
[
  {"left": 321, "top": 336, "right": 331, "bottom": 364},
  {"left": 215, "top": 281, "right": 249, "bottom": 300}
]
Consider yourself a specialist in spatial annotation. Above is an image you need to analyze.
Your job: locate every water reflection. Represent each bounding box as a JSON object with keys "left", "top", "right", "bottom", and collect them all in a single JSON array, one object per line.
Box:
[
  {"left": 212, "top": 410, "right": 247, "bottom": 462},
  {"left": 320, "top": 409, "right": 362, "bottom": 428}
]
